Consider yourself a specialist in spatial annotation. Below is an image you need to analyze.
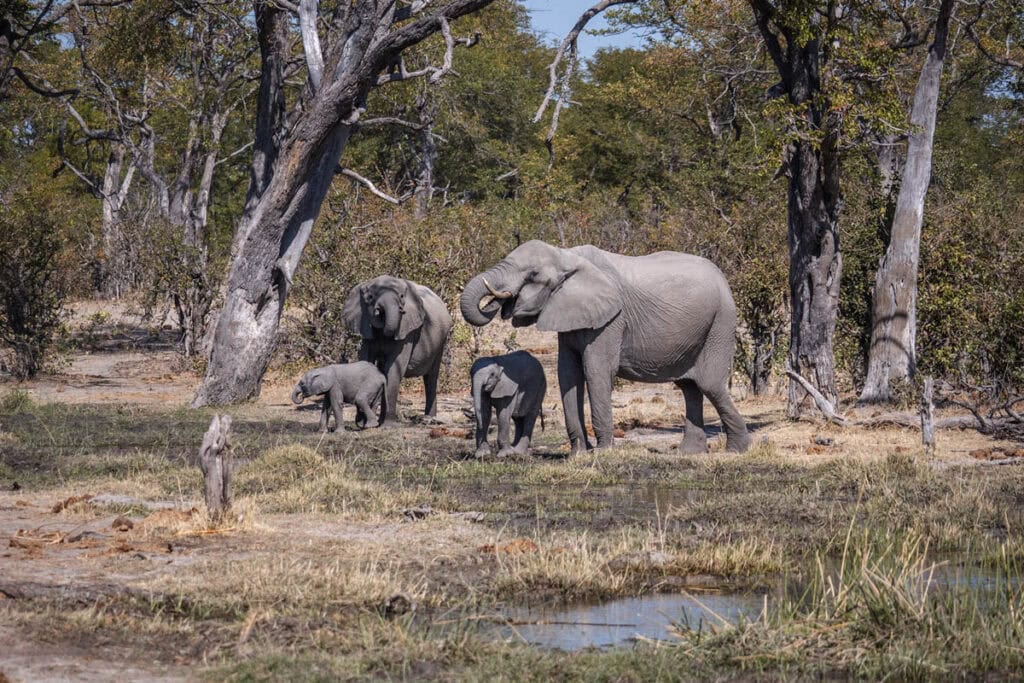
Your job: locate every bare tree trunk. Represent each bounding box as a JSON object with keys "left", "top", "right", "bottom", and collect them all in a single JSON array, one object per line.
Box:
[
  {"left": 414, "top": 87, "right": 437, "bottom": 220},
  {"left": 177, "top": 112, "right": 229, "bottom": 358},
  {"left": 194, "top": 123, "right": 353, "bottom": 405},
  {"left": 98, "top": 144, "right": 135, "bottom": 298},
  {"left": 860, "top": 0, "right": 955, "bottom": 404}
]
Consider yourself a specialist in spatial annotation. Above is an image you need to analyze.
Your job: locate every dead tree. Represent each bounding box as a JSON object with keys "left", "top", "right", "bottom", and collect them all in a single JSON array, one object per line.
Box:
[
  {"left": 198, "top": 414, "right": 233, "bottom": 521},
  {"left": 860, "top": 0, "right": 956, "bottom": 404},
  {"left": 193, "top": 0, "right": 496, "bottom": 406}
]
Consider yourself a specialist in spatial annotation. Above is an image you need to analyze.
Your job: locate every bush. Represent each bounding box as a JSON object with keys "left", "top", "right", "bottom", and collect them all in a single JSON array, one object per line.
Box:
[{"left": 0, "top": 175, "right": 81, "bottom": 379}]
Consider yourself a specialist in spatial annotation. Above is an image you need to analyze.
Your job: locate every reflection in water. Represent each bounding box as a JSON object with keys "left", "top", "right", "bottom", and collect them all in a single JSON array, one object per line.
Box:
[{"left": 493, "top": 592, "right": 768, "bottom": 650}]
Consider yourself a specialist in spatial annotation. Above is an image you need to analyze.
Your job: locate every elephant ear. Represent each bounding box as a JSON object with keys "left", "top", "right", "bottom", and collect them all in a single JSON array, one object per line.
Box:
[
  {"left": 397, "top": 283, "right": 427, "bottom": 340},
  {"left": 307, "top": 368, "right": 333, "bottom": 395},
  {"left": 342, "top": 285, "right": 373, "bottom": 339},
  {"left": 537, "top": 255, "right": 621, "bottom": 333},
  {"left": 490, "top": 368, "right": 516, "bottom": 399}
]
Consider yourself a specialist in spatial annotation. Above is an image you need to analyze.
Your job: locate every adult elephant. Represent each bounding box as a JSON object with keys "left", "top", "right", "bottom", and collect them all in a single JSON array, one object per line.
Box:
[
  {"left": 460, "top": 240, "right": 751, "bottom": 454},
  {"left": 343, "top": 276, "right": 453, "bottom": 423}
]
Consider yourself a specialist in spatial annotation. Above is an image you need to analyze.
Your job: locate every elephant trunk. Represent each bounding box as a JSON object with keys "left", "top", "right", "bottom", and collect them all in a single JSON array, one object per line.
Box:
[
  {"left": 461, "top": 262, "right": 513, "bottom": 327},
  {"left": 291, "top": 386, "right": 305, "bottom": 404},
  {"left": 472, "top": 370, "right": 487, "bottom": 426},
  {"left": 380, "top": 293, "right": 401, "bottom": 338}
]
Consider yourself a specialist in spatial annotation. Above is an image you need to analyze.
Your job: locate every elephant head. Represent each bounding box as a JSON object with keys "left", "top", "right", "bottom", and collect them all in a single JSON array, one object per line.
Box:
[
  {"left": 292, "top": 367, "right": 332, "bottom": 404},
  {"left": 460, "top": 240, "right": 621, "bottom": 332},
  {"left": 342, "top": 276, "right": 426, "bottom": 341},
  {"left": 472, "top": 360, "right": 516, "bottom": 399}
]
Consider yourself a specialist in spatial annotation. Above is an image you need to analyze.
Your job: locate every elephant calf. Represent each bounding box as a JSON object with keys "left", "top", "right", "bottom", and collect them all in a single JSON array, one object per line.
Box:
[
  {"left": 291, "top": 362, "right": 386, "bottom": 432},
  {"left": 471, "top": 351, "right": 547, "bottom": 458}
]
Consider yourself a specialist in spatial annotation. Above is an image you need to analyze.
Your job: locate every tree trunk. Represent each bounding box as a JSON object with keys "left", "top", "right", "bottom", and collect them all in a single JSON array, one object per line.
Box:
[
  {"left": 98, "top": 144, "right": 135, "bottom": 298},
  {"left": 194, "top": 0, "right": 496, "bottom": 406},
  {"left": 786, "top": 137, "right": 843, "bottom": 415},
  {"left": 781, "top": 28, "right": 843, "bottom": 417},
  {"left": 193, "top": 123, "right": 353, "bottom": 405},
  {"left": 860, "top": 0, "right": 954, "bottom": 404},
  {"left": 414, "top": 87, "right": 438, "bottom": 220}
]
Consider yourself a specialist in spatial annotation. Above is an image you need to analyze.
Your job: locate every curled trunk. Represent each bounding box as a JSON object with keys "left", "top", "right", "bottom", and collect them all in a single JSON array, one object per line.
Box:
[
  {"left": 460, "top": 265, "right": 510, "bottom": 326},
  {"left": 291, "top": 387, "right": 305, "bottom": 404}
]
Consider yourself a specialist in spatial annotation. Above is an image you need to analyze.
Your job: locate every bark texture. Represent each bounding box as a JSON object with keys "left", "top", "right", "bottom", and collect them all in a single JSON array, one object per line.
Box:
[
  {"left": 860, "top": 0, "right": 955, "bottom": 403},
  {"left": 749, "top": 1, "right": 843, "bottom": 416}
]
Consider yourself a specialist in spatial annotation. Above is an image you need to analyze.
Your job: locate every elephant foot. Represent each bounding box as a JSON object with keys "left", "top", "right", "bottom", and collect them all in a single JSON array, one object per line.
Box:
[
  {"left": 496, "top": 446, "right": 516, "bottom": 459},
  {"left": 679, "top": 431, "right": 707, "bottom": 455},
  {"left": 725, "top": 430, "right": 752, "bottom": 453},
  {"left": 474, "top": 444, "right": 492, "bottom": 459},
  {"left": 380, "top": 419, "right": 401, "bottom": 429}
]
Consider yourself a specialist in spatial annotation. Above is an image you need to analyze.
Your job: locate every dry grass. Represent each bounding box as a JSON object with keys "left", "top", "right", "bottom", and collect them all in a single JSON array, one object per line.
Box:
[{"left": 5, "top": 390, "right": 1024, "bottom": 680}]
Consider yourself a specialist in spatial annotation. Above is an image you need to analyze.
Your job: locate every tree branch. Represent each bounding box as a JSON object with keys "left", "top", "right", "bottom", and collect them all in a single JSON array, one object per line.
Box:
[
  {"left": 336, "top": 167, "right": 413, "bottom": 204},
  {"left": 786, "top": 363, "right": 848, "bottom": 424},
  {"left": 298, "top": 0, "right": 325, "bottom": 91},
  {"left": 12, "top": 67, "right": 79, "bottom": 98},
  {"left": 533, "top": 0, "right": 635, "bottom": 126},
  {"left": 359, "top": 116, "right": 426, "bottom": 130}
]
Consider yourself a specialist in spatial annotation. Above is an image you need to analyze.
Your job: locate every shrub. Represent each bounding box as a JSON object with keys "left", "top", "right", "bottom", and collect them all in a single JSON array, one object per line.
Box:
[{"left": 0, "top": 175, "right": 81, "bottom": 379}]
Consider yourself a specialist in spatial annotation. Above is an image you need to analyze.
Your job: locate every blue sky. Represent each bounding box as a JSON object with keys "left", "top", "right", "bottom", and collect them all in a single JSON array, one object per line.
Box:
[{"left": 523, "top": 1, "right": 647, "bottom": 59}]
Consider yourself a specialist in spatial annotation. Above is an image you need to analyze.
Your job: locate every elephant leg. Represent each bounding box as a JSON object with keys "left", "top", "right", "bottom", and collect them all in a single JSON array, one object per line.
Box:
[
  {"left": 583, "top": 350, "right": 617, "bottom": 449},
  {"left": 422, "top": 355, "right": 442, "bottom": 417},
  {"left": 702, "top": 383, "right": 751, "bottom": 453},
  {"left": 475, "top": 394, "right": 492, "bottom": 458},
  {"left": 676, "top": 380, "right": 707, "bottom": 454},
  {"left": 369, "top": 383, "right": 385, "bottom": 428},
  {"left": 382, "top": 356, "right": 405, "bottom": 425},
  {"left": 328, "top": 387, "right": 345, "bottom": 432},
  {"left": 514, "top": 413, "right": 537, "bottom": 454},
  {"left": 319, "top": 396, "right": 330, "bottom": 432},
  {"left": 557, "top": 343, "right": 590, "bottom": 453},
  {"left": 354, "top": 392, "right": 376, "bottom": 429},
  {"left": 495, "top": 404, "right": 514, "bottom": 458}
]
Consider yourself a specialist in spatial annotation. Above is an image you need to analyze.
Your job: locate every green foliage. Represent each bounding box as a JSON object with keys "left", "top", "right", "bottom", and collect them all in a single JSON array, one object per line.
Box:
[{"left": 0, "top": 161, "right": 85, "bottom": 379}]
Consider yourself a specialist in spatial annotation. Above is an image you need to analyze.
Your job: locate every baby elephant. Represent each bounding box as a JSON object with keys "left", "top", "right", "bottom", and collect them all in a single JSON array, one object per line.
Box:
[
  {"left": 291, "top": 362, "right": 386, "bottom": 432},
  {"left": 470, "top": 351, "right": 546, "bottom": 458}
]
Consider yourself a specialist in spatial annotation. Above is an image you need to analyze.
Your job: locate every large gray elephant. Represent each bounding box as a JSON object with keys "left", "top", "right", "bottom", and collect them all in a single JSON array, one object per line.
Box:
[
  {"left": 291, "top": 362, "right": 386, "bottom": 432},
  {"left": 342, "top": 276, "right": 453, "bottom": 423},
  {"left": 460, "top": 240, "right": 751, "bottom": 454},
  {"left": 470, "top": 351, "right": 547, "bottom": 458}
]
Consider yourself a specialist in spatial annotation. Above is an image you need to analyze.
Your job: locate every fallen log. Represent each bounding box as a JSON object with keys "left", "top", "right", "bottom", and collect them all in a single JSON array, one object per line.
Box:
[{"left": 858, "top": 412, "right": 1022, "bottom": 432}]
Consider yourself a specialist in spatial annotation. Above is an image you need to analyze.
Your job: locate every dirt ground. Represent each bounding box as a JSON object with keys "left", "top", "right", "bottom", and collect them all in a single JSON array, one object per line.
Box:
[{"left": 2, "top": 303, "right": 1022, "bottom": 681}]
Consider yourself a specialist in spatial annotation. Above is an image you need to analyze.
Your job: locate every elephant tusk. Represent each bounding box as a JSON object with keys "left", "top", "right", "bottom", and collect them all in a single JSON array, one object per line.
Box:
[{"left": 482, "top": 277, "right": 513, "bottom": 299}]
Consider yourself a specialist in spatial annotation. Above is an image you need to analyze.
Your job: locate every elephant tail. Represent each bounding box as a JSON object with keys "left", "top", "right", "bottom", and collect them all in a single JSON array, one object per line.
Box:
[{"left": 540, "top": 407, "right": 546, "bottom": 432}]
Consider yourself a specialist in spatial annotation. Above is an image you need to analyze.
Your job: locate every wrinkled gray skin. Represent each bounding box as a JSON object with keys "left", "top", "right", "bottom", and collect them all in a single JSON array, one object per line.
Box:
[
  {"left": 471, "top": 351, "right": 547, "bottom": 458},
  {"left": 342, "top": 276, "right": 454, "bottom": 423},
  {"left": 460, "top": 240, "right": 751, "bottom": 454},
  {"left": 291, "top": 362, "right": 386, "bottom": 432}
]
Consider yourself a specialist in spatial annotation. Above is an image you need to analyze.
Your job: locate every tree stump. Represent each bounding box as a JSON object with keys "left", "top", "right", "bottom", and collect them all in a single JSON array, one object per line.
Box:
[
  {"left": 198, "top": 414, "right": 233, "bottom": 522},
  {"left": 920, "top": 378, "right": 935, "bottom": 456}
]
